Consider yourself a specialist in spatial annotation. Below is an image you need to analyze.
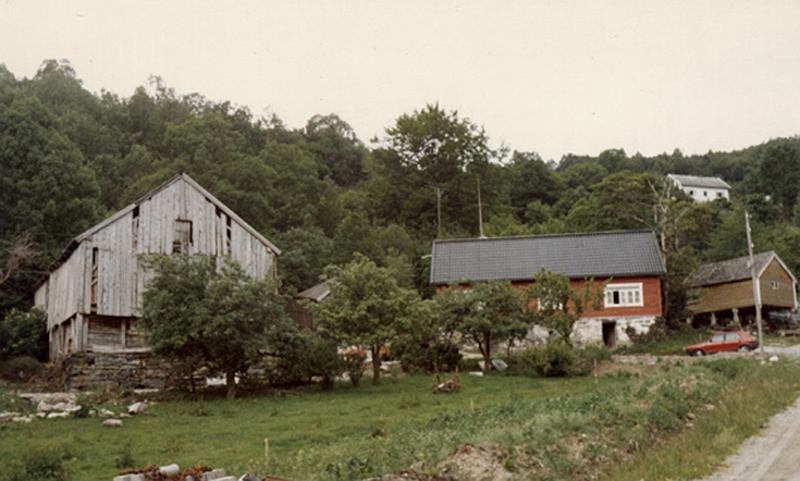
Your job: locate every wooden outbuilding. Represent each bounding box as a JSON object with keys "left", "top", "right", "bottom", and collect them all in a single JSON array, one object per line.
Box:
[
  {"left": 687, "top": 251, "right": 798, "bottom": 326},
  {"left": 34, "top": 173, "right": 281, "bottom": 361}
]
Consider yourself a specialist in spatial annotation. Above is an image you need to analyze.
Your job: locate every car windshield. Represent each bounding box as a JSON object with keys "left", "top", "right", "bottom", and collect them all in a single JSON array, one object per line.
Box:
[{"left": 725, "top": 333, "right": 740, "bottom": 341}]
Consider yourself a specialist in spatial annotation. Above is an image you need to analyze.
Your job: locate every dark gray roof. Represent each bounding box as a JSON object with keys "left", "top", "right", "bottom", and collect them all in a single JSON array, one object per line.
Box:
[
  {"left": 667, "top": 174, "right": 731, "bottom": 190},
  {"left": 430, "top": 230, "right": 665, "bottom": 285},
  {"left": 297, "top": 280, "right": 331, "bottom": 303},
  {"left": 687, "top": 251, "right": 778, "bottom": 287}
]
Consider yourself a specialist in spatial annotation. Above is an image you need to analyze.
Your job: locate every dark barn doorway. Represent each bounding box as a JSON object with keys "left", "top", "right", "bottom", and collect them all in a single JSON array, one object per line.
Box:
[{"left": 602, "top": 321, "right": 617, "bottom": 348}]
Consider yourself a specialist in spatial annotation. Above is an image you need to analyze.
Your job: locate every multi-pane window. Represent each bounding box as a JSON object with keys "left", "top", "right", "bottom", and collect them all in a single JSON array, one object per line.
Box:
[
  {"left": 172, "top": 219, "right": 193, "bottom": 254},
  {"left": 771, "top": 280, "right": 781, "bottom": 290},
  {"left": 604, "top": 283, "right": 644, "bottom": 308}
]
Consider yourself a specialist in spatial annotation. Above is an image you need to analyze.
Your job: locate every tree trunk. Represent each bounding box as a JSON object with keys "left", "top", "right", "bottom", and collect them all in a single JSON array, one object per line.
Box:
[
  {"left": 226, "top": 368, "right": 237, "bottom": 400},
  {"left": 483, "top": 334, "right": 492, "bottom": 372},
  {"left": 371, "top": 345, "right": 381, "bottom": 385}
]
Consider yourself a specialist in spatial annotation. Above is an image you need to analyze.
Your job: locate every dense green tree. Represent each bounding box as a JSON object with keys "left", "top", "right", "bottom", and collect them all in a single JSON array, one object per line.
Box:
[
  {"left": 312, "top": 255, "right": 420, "bottom": 385},
  {"left": 450, "top": 280, "right": 528, "bottom": 371},
  {"left": 0, "top": 308, "right": 48, "bottom": 362},
  {"left": 141, "top": 255, "right": 293, "bottom": 398}
]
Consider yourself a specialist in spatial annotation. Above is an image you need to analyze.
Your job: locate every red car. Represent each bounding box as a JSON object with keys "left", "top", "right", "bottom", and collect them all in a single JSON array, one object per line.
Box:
[{"left": 685, "top": 330, "right": 759, "bottom": 356}]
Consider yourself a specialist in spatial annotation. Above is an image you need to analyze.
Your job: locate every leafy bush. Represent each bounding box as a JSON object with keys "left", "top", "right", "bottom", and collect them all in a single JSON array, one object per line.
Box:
[
  {"left": 512, "top": 343, "right": 610, "bottom": 377},
  {"left": 624, "top": 316, "right": 669, "bottom": 344},
  {"left": 4, "top": 449, "right": 69, "bottom": 481},
  {"left": 0, "top": 308, "right": 48, "bottom": 362},
  {"left": 393, "top": 338, "right": 462, "bottom": 373},
  {"left": 0, "top": 356, "right": 43, "bottom": 382}
]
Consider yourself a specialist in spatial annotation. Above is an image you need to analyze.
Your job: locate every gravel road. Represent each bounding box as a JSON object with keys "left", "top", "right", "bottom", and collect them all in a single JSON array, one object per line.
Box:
[{"left": 696, "top": 345, "right": 800, "bottom": 481}]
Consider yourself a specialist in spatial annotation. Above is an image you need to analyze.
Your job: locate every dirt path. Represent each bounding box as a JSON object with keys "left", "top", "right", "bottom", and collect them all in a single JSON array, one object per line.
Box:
[{"left": 696, "top": 346, "right": 800, "bottom": 481}]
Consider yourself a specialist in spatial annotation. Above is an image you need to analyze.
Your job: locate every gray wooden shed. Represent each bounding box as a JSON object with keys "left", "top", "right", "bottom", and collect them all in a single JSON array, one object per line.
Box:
[{"left": 34, "top": 173, "right": 281, "bottom": 360}]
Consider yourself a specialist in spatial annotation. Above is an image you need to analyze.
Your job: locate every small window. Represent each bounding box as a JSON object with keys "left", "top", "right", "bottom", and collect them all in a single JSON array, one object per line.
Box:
[
  {"left": 711, "top": 334, "right": 726, "bottom": 343},
  {"left": 689, "top": 190, "right": 695, "bottom": 196},
  {"left": 703, "top": 190, "right": 708, "bottom": 197},
  {"left": 225, "top": 216, "right": 232, "bottom": 255},
  {"left": 604, "top": 283, "right": 644, "bottom": 308},
  {"left": 90, "top": 247, "right": 99, "bottom": 312},
  {"left": 724, "top": 333, "right": 740, "bottom": 342},
  {"left": 132, "top": 206, "right": 140, "bottom": 250},
  {"left": 771, "top": 280, "right": 781, "bottom": 290},
  {"left": 717, "top": 192, "right": 723, "bottom": 198},
  {"left": 172, "top": 219, "right": 193, "bottom": 254}
]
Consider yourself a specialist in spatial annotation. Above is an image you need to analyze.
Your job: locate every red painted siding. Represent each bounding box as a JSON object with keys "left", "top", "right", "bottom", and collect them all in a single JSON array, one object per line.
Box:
[{"left": 440, "top": 276, "right": 663, "bottom": 318}]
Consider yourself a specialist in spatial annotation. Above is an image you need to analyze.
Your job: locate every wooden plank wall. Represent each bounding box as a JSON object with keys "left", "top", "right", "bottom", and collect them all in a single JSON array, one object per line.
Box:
[
  {"left": 759, "top": 259, "right": 796, "bottom": 308},
  {"left": 43, "top": 177, "right": 277, "bottom": 338}
]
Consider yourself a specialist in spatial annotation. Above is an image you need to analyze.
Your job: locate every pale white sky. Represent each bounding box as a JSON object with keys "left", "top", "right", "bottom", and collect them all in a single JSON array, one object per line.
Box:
[{"left": 1, "top": 0, "right": 799, "bottom": 161}]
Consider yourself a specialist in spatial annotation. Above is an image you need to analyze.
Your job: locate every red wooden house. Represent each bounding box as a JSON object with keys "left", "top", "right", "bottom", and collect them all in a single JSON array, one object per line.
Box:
[{"left": 429, "top": 230, "right": 666, "bottom": 346}]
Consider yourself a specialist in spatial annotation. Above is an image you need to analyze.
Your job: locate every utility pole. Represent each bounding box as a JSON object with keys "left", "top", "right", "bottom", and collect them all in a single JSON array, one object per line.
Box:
[
  {"left": 435, "top": 186, "right": 443, "bottom": 238},
  {"left": 477, "top": 176, "right": 485, "bottom": 239},
  {"left": 745, "top": 211, "right": 764, "bottom": 353}
]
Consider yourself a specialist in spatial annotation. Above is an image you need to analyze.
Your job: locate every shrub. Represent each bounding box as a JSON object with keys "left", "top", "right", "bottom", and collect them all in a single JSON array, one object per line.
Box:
[
  {"left": 0, "top": 356, "right": 43, "bottom": 382},
  {"left": 0, "top": 308, "right": 48, "bottom": 362},
  {"left": 513, "top": 343, "right": 610, "bottom": 377},
  {"left": 624, "top": 316, "right": 668, "bottom": 344},
  {"left": 5, "top": 449, "right": 69, "bottom": 481},
  {"left": 393, "top": 338, "right": 462, "bottom": 373}
]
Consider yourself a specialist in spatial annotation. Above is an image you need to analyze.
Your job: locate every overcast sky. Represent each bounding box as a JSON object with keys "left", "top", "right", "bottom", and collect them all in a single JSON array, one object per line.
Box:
[{"left": 2, "top": 0, "right": 799, "bottom": 161}]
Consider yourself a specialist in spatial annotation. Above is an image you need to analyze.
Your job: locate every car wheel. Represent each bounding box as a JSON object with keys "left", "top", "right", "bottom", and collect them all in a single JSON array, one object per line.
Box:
[
  {"left": 738, "top": 345, "right": 751, "bottom": 353},
  {"left": 692, "top": 350, "right": 705, "bottom": 357}
]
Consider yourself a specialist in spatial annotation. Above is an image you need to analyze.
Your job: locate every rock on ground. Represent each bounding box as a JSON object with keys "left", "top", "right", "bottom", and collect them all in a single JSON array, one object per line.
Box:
[{"left": 103, "top": 419, "right": 123, "bottom": 427}]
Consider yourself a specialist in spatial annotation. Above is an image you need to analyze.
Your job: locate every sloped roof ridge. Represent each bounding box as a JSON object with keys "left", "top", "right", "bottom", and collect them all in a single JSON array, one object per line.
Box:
[{"left": 432, "top": 229, "right": 655, "bottom": 245}]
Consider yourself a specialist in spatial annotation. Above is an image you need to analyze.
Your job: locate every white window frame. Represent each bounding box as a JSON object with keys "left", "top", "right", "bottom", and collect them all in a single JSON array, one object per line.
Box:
[{"left": 604, "top": 283, "right": 644, "bottom": 308}]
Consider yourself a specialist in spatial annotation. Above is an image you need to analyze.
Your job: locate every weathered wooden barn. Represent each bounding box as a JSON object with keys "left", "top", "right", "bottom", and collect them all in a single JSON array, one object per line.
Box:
[
  {"left": 429, "top": 230, "right": 666, "bottom": 347},
  {"left": 285, "top": 280, "right": 331, "bottom": 330},
  {"left": 687, "top": 251, "right": 797, "bottom": 326},
  {"left": 34, "top": 174, "right": 281, "bottom": 363}
]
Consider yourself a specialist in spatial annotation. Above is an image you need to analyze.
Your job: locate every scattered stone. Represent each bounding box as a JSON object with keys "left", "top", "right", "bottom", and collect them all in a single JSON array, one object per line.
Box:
[
  {"left": 201, "top": 469, "right": 227, "bottom": 481},
  {"left": 128, "top": 402, "right": 148, "bottom": 415},
  {"left": 89, "top": 409, "right": 98, "bottom": 417},
  {"left": 705, "top": 404, "right": 716, "bottom": 411},
  {"left": 19, "top": 392, "right": 77, "bottom": 404},
  {"left": 12, "top": 416, "right": 33, "bottom": 423},
  {"left": 113, "top": 475, "right": 145, "bottom": 481},
  {"left": 99, "top": 408, "right": 116, "bottom": 418},
  {"left": 686, "top": 412, "right": 696, "bottom": 420},
  {"left": 491, "top": 359, "right": 508, "bottom": 372},
  {"left": 103, "top": 419, "right": 123, "bottom": 428},
  {"left": 238, "top": 475, "right": 260, "bottom": 481},
  {"left": 215, "top": 477, "right": 237, "bottom": 481},
  {"left": 769, "top": 355, "right": 780, "bottom": 363},
  {"left": 159, "top": 464, "right": 180, "bottom": 477},
  {"left": 0, "top": 411, "right": 20, "bottom": 422},
  {"left": 36, "top": 412, "right": 47, "bottom": 418},
  {"left": 37, "top": 400, "right": 81, "bottom": 414},
  {"left": 685, "top": 422, "right": 695, "bottom": 428},
  {"left": 47, "top": 412, "right": 70, "bottom": 419},
  {"left": 468, "top": 371, "right": 484, "bottom": 377}
]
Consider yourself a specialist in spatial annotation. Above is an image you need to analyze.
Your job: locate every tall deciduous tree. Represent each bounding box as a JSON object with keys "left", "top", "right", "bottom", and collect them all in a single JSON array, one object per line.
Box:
[
  {"left": 451, "top": 280, "right": 528, "bottom": 371},
  {"left": 141, "top": 255, "right": 293, "bottom": 399},
  {"left": 312, "top": 255, "right": 419, "bottom": 385}
]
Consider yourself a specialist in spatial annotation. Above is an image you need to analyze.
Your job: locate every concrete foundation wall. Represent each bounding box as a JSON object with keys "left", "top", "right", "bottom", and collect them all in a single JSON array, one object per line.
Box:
[{"left": 570, "top": 315, "right": 657, "bottom": 346}]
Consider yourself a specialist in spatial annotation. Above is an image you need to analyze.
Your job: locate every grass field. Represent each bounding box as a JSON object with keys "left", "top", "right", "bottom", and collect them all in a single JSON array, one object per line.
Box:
[{"left": 1, "top": 358, "right": 799, "bottom": 481}]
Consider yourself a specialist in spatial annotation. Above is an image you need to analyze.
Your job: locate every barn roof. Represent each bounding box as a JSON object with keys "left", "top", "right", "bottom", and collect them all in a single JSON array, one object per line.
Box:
[
  {"left": 46, "top": 173, "right": 281, "bottom": 274},
  {"left": 429, "top": 230, "right": 665, "bottom": 285},
  {"left": 297, "top": 280, "right": 331, "bottom": 303},
  {"left": 687, "top": 251, "right": 794, "bottom": 287},
  {"left": 667, "top": 174, "right": 731, "bottom": 190}
]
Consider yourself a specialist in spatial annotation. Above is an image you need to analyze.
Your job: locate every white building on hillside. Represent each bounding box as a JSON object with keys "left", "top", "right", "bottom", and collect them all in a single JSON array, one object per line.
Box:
[{"left": 667, "top": 174, "right": 731, "bottom": 203}]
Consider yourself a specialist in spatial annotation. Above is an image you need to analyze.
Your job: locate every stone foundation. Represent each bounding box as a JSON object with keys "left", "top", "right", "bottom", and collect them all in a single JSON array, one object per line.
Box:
[
  {"left": 570, "top": 315, "right": 657, "bottom": 347},
  {"left": 64, "top": 351, "right": 167, "bottom": 390}
]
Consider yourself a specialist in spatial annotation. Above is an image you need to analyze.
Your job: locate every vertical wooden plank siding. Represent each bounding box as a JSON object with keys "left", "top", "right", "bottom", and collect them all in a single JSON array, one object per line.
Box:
[{"left": 41, "top": 176, "right": 278, "bottom": 352}]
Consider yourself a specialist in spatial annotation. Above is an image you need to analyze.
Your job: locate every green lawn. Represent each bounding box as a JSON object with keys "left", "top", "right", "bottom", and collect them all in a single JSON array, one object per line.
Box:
[
  {"left": 0, "top": 375, "right": 608, "bottom": 481},
  {"left": 2, "top": 360, "right": 799, "bottom": 481}
]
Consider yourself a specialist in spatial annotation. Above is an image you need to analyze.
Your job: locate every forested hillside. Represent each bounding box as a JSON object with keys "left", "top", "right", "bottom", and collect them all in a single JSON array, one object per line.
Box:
[{"left": 3, "top": 59, "right": 800, "bottom": 320}]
